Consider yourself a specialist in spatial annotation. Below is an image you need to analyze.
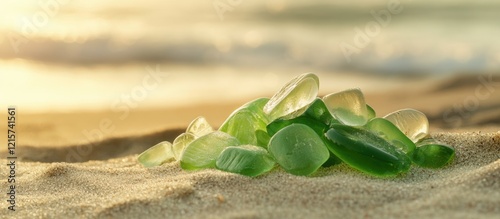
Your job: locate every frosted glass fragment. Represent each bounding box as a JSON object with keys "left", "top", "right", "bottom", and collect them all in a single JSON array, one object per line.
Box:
[
  {"left": 186, "top": 116, "right": 214, "bottom": 137},
  {"left": 263, "top": 73, "right": 319, "bottom": 122},
  {"left": 137, "top": 141, "right": 175, "bottom": 168},
  {"left": 216, "top": 145, "right": 275, "bottom": 177},
  {"left": 383, "top": 109, "right": 429, "bottom": 143},
  {"left": 180, "top": 131, "right": 240, "bottom": 170},
  {"left": 219, "top": 98, "right": 269, "bottom": 146},
  {"left": 323, "top": 88, "right": 369, "bottom": 126},
  {"left": 172, "top": 133, "right": 196, "bottom": 160},
  {"left": 268, "top": 124, "right": 329, "bottom": 176}
]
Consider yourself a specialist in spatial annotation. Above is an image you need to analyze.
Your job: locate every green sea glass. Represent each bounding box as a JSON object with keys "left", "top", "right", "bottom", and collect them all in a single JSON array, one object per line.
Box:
[
  {"left": 219, "top": 98, "right": 269, "bottom": 146},
  {"left": 268, "top": 124, "right": 330, "bottom": 176},
  {"left": 267, "top": 116, "right": 327, "bottom": 137},
  {"left": 383, "top": 109, "right": 429, "bottom": 143},
  {"left": 325, "top": 124, "right": 411, "bottom": 177},
  {"left": 180, "top": 131, "right": 240, "bottom": 170},
  {"left": 366, "top": 104, "right": 376, "bottom": 119},
  {"left": 186, "top": 116, "right": 214, "bottom": 137},
  {"left": 216, "top": 145, "right": 276, "bottom": 177},
  {"left": 412, "top": 137, "right": 455, "bottom": 168},
  {"left": 323, "top": 88, "right": 370, "bottom": 126},
  {"left": 303, "top": 98, "right": 339, "bottom": 126},
  {"left": 137, "top": 141, "right": 175, "bottom": 168},
  {"left": 365, "top": 118, "right": 416, "bottom": 154},
  {"left": 266, "top": 114, "right": 342, "bottom": 167},
  {"left": 138, "top": 73, "right": 455, "bottom": 178},
  {"left": 263, "top": 73, "right": 319, "bottom": 122},
  {"left": 172, "top": 133, "right": 196, "bottom": 160}
]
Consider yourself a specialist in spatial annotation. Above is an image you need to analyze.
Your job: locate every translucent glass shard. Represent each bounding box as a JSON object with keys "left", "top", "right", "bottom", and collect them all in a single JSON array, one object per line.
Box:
[
  {"left": 172, "top": 133, "right": 196, "bottom": 160},
  {"left": 304, "top": 98, "right": 338, "bottom": 126},
  {"left": 137, "top": 141, "right": 175, "bottom": 168},
  {"left": 365, "top": 118, "right": 416, "bottom": 154},
  {"left": 383, "top": 109, "right": 429, "bottom": 143},
  {"left": 219, "top": 98, "right": 269, "bottom": 146},
  {"left": 186, "top": 116, "right": 214, "bottom": 137},
  {"left": 366, "top": 104, "right": 376, "bottom": 120},
  {"left": 268, "top": 123, "right": 329, "bottom": 176},
  {"left": 325, "top": 124, "right": 412, "bottom": 177},
  {"left": 263, "top": 73, "right": 319, "bottom": 122},
  {"left": 216, "top": 145, "right": 275, "bottom": 177},
  {"left": 180, "top": 131, "right": 240, "bottom": 170},
  {"left": 323, "top": 88, "right": 369, "bottom": 126},
  {"left": 412, "top": 138, "right": 455, "bottom": 168}
]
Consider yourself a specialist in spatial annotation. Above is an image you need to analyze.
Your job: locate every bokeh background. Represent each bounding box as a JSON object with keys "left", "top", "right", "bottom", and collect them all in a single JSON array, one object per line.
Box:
[{"left": 0, "top": 0, "right": 499, "bottom": 146}]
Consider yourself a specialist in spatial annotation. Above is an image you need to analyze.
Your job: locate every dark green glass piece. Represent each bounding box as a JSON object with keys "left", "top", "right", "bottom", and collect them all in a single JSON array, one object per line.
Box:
[
  {"left": 412, "top": 138, "right": 455, "bottom": 168},
  {"left": 365, "top": 118, "right": 416, "bottom": 154},
  {"left": 267, "top": 116, "right": 327, "bottom": 137},
  {"left": 304, "top": 98, "right": 339, "bottom": 126},
  {"left": 325, "top": 124, "right": 411, "bottom": 177}
]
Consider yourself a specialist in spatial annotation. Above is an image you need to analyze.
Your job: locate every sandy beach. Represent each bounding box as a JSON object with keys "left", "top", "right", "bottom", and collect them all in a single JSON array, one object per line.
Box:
[{"left": 1, "top": 74, "right": 499, "bottom": 218}]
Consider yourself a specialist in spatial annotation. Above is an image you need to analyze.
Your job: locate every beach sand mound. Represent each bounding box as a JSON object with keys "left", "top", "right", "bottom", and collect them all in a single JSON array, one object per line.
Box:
[{"left": 3, "top": 130, "right": 499, "bottom": 219}]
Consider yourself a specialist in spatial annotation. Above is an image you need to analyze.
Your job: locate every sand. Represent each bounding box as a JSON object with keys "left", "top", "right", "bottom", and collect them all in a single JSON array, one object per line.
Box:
[{"left": 1, "top": 74, "right": 499, "bottom": 218}]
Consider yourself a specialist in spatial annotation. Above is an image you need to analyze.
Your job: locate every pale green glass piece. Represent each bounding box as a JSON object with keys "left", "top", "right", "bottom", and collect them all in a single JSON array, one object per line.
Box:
[
  {"left": 366, "top": 104, "right": 376, "bottom": 119},
  {"left": 323, "top": 88, "right": 369, "bottom": 126},
  {"left": 365, "top": 118, "right": 416, "bottom": 154},
  {"left": 219, "top": 109, "right": 264, "bottom": 145},
  {"left": 219, "top": 98, "right": 269, "bottom": 146},
  {"left": 186, "top": 116, "right": 214, "bottom": 137},
  {"left": 268, "top": 123, "right": 330, "bottom": 176},
  {"left": 216, "top": 145, "right": 275, "bottom": 177},
  {"left": 180, "top": 131, "right": 240, "bottom": 170},
  {"left": 137, "top": 141, "right": 175, "bottom": 168},
  {"left": 172, "top": 133, "right": 196, "bottom": 160},
  {"left": 237, "top": 97, "right": 270, "bottom": 124},
  {"left": 383, "top": 109, "right": 429, "bottom": 143},
  {"left": 263, "top": 73, "right": 319, "bottom": 122}
]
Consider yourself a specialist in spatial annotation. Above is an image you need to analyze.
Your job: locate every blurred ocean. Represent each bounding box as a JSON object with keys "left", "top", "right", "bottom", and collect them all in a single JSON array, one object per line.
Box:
[{"left": 0, "top": 0, "right": 499, "bottom": 112}]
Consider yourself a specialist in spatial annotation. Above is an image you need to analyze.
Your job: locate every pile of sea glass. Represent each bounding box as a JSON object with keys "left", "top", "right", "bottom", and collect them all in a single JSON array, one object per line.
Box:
[{"left": 138, "top": 73, "right": 455, "bottom": 177}]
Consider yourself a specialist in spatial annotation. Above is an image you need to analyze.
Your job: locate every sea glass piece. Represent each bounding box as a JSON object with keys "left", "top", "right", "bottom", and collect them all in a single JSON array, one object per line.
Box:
[
  {"left": 255, "top": 129, "right": 270, "bottom": 148},
  {"left": 137, "top": 141, "right": 175, "bottom": 168},
  {"left": 186, "top": 116, "right": 214, "bottom": 137},
  {"left": 180, "top": 131, "right": 240, "bottom": 170},
  {"left": 219, "top": 109, "right": 262, "bottom": 145},
  {"left": 412, "top": 137, "right": 455, "bottom": 168},
  {"left": 267, "top": 116, "right": 343, "bottom": 167},
  {"left": 172, "top": 133, "right": 196, "bottom": 160},
  {"left": 216, "top": 145, "right": 276, "bottom": 177},
  {"left": 304, "top": 98, "right": 339, "bottom": 126},
  {"left": 219, "top": 98, "right": 269, "bottom": 146},
  {"left": 268, "top": 123, "right": 330, "bottom": 176},
  {"left": 323, "top": 88, "right": 370, "bottom": 126},
  {"left": 365, "top": 118, "right": 416, "bottom": 154},
  {"left": 238, "top": 97, "right": 270, "bottom": 124},
  {"left": 263, "top": 73, "right": 319, "bottom": 122},
  {"left": 267, "top": 116, "right": 327, "bottom": 137},
  {"left": 325, "top": 124, "right": 411, "bottom": 177},
  {"left": 383, "top": 109, "right": 429, "bottom": 143},
  {"left": 366, "top": 104, "right": 376, "bottom": 119}
]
